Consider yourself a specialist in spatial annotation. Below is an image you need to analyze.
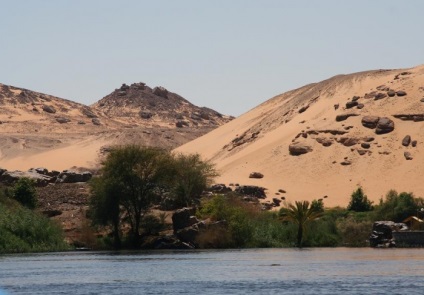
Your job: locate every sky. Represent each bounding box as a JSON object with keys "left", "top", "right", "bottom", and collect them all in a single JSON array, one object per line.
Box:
[{"left": 1, "top": 0, "right": 424, "bottom": 116}]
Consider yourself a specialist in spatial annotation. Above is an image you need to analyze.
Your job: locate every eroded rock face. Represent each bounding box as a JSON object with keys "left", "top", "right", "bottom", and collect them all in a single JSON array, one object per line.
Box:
[
  {"left": 361, "top": 116, "right": 380, "bottom": 129},
  {"left": 289, "top": 143, "right": 312, "bottom": 156},
  {"left": 172, "top": 207, "right": 196, "bottom": 233},
  {"left": 375, "top": 117, "right": 395, "bottom": 134}
]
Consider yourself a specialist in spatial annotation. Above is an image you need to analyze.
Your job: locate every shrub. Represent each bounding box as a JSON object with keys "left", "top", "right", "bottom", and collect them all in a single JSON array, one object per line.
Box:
[
  {"left": 373, "top": 190, "right": 424, "bottom": 222},
  {"left": 347, "top": 187, "right": 373, "bottom": 212},
  {"left": 12, "top": 178, "right": 37, "bottom": 209}
]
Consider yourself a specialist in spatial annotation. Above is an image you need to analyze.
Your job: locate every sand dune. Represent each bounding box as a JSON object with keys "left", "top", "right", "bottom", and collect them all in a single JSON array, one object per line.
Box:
[{"left": 176, "top": 65, "right": 424, "bottom": 207}]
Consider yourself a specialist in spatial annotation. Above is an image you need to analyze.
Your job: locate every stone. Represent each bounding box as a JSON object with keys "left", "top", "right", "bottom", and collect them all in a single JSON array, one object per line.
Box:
[
  {"left": 404, "top": 152, "right": 413, "bottom": 160},
  {"left": 335, "top": 113, "right": 359, "bottom": 122},
  {"left": 42, "top": 105, "right": 56, "bottom": 114},
  {"left": 393, "top": 114, "right": 424, "bottom": 122},
  {"left": 412, "top": 140, "right": 417, "bottom": 147},
  {"left": 361, "top": 142, "right": 371, "bottom": 149},
  {"left": 352, "top": 96, "right": 360, "bottom": 101},
  {"left": 375, "top": 117, "right": 395, "bottom": 134},
  {"left": 139, "top": 111, "right": 153, "bottom": 119},
  {"left": 0, "top": 170, "right": 52, "bottom": 187},
  {"left": 278, "top": 189, "right": 286, "bottom": 193},
  {"left": 421, "top": 98, "right": 424, "bottom": 103},
  {"left": 176, "top": 121, "right": 189, "bottom": 128},
  {"left": 396, "top": 91, "right": 407, "bottom": 97},
  {"left": 56, "top": 117, "right": 70, "bottom": 124},
  {"left": 272, "top": 198, "right": 282, "bottom": 206},
  {"left": 334, "top": 104, "right": 339, "bottom": 110},
  {"left": 235, "top": 185, "right": 266, "bottom": 199},
  {"left": 338, "top": 137, "right": 360, "bottom": 147},
  {"left": 208, "top": 184, "right": 232, "bottom": 193},
  {"left": 374, "top": 93, "right": 387, "bottom": 100},
  {"left": 153, "top": 86, "right": 168, "bottom": 98},
  {"left": 289, "top": 143, "right": 312, "bottom": 156},
  {"left": 55, "top": 171, "right": 92, "bottom": 183},
  {"left": 357, "top": 104, "right": 364, "bottom": 109},
  {"left": 402, "top": 135, "right": 411, "bottom": 147},
  {"left": 340, "top": 160, "right": 351, "bottom": 166},
  {"left": 92, "top": 118, "right": 101, "bottom": 125},
  {"left": 361, "top": 116, "right": 380, "bottom": 129},
  {"left": 387, "top": 90, "right": 396, "bottom": 97},
  {"left": 249, "top": 172, "right": 264, "bottom": 179},
  {"left": 172, "top": 207, "right": 196, "bottom": 232},
  {"left": 298, "top": 105, "right": 309, "bottom": 113},
  {"left": 81, "top": 108, "right": 97, "bottom": 118},
  {"left": 346, "top": 101, "right": 359, "bottom": 109},
  {"left": 357, "top": 150, "right": 367, "bottom": 156},
  {"left": 316, "top": 137, "right": 332, "bottom": 147},
  {"left": 369, "top": 221, "right": 406, "bottom": 248}
]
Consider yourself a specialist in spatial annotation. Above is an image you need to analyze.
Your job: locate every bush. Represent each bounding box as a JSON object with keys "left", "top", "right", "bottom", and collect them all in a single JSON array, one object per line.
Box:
[
  {"left": 12, "top": 178, "right": 37, "bottom": 209},
  {"left": 373, "top": 190, "right": 424, "bottom": 222},
  {"left": 347, "top": 187, "right": 373, "bottom": 212},
  {"left": 0, "top": 200, "right": 68, "bottom": 253}
]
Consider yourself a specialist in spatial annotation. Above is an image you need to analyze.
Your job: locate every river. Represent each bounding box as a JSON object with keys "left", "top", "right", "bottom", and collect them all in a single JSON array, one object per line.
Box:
[{"left": 1, "top": 248, "right": 423, "bottom": 294}]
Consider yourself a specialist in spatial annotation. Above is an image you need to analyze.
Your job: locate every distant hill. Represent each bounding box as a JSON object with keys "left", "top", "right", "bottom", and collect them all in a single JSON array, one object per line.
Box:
[
  {"left": 176, "top": 65, "right": 424, "bottom": 207},
  {"left": 0, "top": 82, "right": 232, "bottom": 170}
]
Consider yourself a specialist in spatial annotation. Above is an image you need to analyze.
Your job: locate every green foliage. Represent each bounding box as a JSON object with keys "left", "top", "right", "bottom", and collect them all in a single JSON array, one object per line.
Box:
[
  {"left": 0, "top": 190, "right": 68, "bottom": 253},
  {"left": 337, "top": 215, "right": 373, "bottom": 247},
  {"left": 140, "top": 214, "right": 166, "bottom": 236},
  {"left": 171, "top": 153, "right": 217, "bottom": 207},
  {"left": 280, "top": 201, "right": 323, "bottom": 247},
  {"left": 12, "top": 177, "right": 37, "bottom": 209},
  {"left": 373, "top": 190, "right": 424, "bottom": 222},
  {"left": 311, "top": 199, "right": 324, "bottom": 213},
  {"left": 198, "top": 195, "right": 289, "bottom": 248},
  {"left": 347, "top": 187, "right": 373, "bottom": 212}
]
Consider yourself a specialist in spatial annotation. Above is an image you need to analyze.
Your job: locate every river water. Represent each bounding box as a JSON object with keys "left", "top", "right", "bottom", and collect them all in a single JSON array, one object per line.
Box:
[{"left": 1, "top": 248, "right": 423, "bottom": 294}]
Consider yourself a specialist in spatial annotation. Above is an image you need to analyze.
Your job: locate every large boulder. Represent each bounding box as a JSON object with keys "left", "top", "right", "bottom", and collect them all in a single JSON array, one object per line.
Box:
[
  {"left": 369, "top": 221, "right": 407, "bottom": 247},
  {"left": 289, "top": 143, "right": 312, "bottom": 156},
  {"left": 375, "top": 117, "right": 395, "bottom": 134},
  {"left": 172, "top": 207, "right": 196, "bottom": 233},
  {"left": 361, "top": 116, "right": 380, "bottom": 129},
  {"left": 249, "top": 172, "right": 264, "bottom": 179},
  {"left": 55, "top": 171, "right": 92, "bottom": 183},
  {"left": 153, "top": 86, "right": 168, "bottom": 98},
  {"left": 0, "top": 170, "right": 52, "bottom": 186},
  {"left": 346, "top": 101, "right": 359, "bottom": 109},
  {"left": 42, "top": 105, "right": 56, "bottom": 114}
]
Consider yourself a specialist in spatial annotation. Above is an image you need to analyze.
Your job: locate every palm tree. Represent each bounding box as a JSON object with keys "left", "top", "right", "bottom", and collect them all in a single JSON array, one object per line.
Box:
[{"left": 280, "top": 201, "right": 323, "bottom": 248}]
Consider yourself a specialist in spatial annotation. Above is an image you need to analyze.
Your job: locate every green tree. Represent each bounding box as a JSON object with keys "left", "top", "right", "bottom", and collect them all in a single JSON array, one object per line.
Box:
[
  {"left": 172, "top": 153, "right": 217, "bottom": 207},
  {"left": 280, "top": 201, "right": 323, "bottom": 247},
  {"left": 373, "top": 190, "right": 423, "bottom": 222},
  {"left": 12, "top": 178, "right": 37, "bottom": 209},
  {"left": 90, "top": 145, "right": 173, "bottom": 248},
  {"left": 347, "top": 187, "right": 373, "bottom": 212}
]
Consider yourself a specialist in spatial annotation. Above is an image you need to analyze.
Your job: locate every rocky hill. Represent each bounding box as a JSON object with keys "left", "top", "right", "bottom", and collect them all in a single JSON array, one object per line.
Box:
[
  {"left": 176, "top": 65, "right": 424, "bottom": 207},
  {"left": 0, "top": 82, "right": 232, "bottom": 171},
  {"left": 93, "top": 82, "right": 232, "bottom": 128}
]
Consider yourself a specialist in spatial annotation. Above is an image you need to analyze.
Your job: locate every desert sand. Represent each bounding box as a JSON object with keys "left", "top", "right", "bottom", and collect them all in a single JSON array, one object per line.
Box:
[{"left": 176, "top": 65, "right": 424, "bottom": 207}]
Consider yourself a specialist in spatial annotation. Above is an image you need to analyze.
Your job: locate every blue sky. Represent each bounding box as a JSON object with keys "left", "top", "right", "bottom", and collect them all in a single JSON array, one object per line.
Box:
[{"left": 1, "top": 0, "right": 423, "bottom": 116}]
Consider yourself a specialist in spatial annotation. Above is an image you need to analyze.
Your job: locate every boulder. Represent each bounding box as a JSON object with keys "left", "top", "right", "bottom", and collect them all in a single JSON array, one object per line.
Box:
[
  {"left": 404, "top": 151, "right": 413, "bottom": 160},
  {"left": 56, "top": 117, "right": 70, "bottom": 124},
  {"left": 335, "top": 113, "right": 359, "bottom": 122},
  {"left": 235, "top": 185, "right": 266, "bottom": 199},
  {"left": 56, "top": 171, "right": 92, "bottom": 183},
  {"left": 207, "top": 184, "right": 232, "bottom": 193},
  {"left": 316, "top": 137, "right": 332, "bottom": 147},
  {"left": 402, "top": 135, "right": 411, "bottom": 147},
  {"left": 172, "top": 207, "right": 196, "bottom": 232},
  {"left": 361, "top": 116, "right": 380, "bottom": 129},
  {"left": 289, "top": 143, "right": 312, "bottom": 156},
  {"left": 81, "top": 108, "right": 97, "bottom": 118},
  {"left": 272, "top": 198, "right": 282, "bottom": 206},
  {"left": 139, "top": 111, "right": 153, "bottom": 119},
  {"left": 357, "top": 150, "right": 367, "bottom": 156},
  {"left": 420, "top": 98, "right": 424, "bottom": 103},
  {"left": 153, "top": 86, "right": 168, "bottom": 98},
  {"left": 375, "top": 117, "right": 395, "bottom": 134},
  {"left": 0, "top": 170, "right": 51, "bottom": 187},
  {"left": 357, "top": 104, "right": 365, "bottom": 109},
  {"left": 92, "top": 118, "right": 101, "bottom": 125},
  {"left": 338, "top": 137, "right": 360, "bottom": 147},
  {"left": 361, "top": 142, "right": 371, "bottom": 149},
  {"left": 369, "top": 221, "right": 407, "bottom": 248},
  {"left": 396, "top": 90, "right": 407, "bottom": 97},
  {"left": 143, "top": 235, "right": 194, "bottom": 250},
  {"left": 352, "top": 96, "right": 360, "bottom": 101},
  {"left": 412, "top": 140, "right": 418, "bottom": 147},
  {"left": 298, "top": 105, "right": 309, "bottom": 113},
  {"left": 42, "top": 105, "right": 56, "bottom": 114},
  {"left": 340, "top": 160, "right": 351, "bottom": 166},
  {"left": 387, "top": 90, "right": 396, "bottom": 97},
  {"left": 374, "top": 93, "right": 387, "bottom": 100},
  {"left": 346, "top": 101, "right": 359, "bottom": 109},
  {"left": 249, "top": 172, "right": 264, "bottom": 179}
]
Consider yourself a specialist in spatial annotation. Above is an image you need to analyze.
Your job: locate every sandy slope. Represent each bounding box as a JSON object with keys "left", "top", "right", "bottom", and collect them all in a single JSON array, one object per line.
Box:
[{"left": 176, "top": 65, "right": 424, "bottom": 207}]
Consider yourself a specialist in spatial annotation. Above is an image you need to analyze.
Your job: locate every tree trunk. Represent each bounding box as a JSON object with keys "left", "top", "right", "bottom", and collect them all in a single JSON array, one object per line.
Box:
[
  {"left": 297, "top": 224, "right": 303, "bottom": 248},
  {"left": 112, "top": 219, "right": 121, "bottom": 250}
]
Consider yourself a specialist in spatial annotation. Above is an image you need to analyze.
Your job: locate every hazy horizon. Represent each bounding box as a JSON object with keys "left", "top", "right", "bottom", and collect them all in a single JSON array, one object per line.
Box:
[{"left": 1, "top": 0, "right": 424, "bottom": 116}]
